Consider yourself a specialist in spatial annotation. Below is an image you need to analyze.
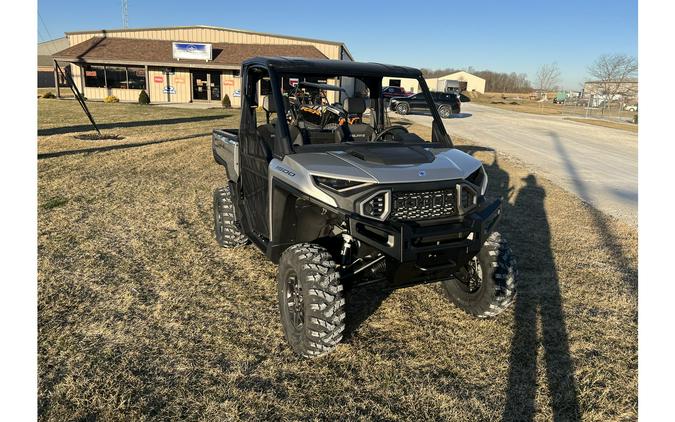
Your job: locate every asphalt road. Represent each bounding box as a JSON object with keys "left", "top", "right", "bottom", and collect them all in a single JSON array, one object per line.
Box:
[{"left": 404, "top": 102, "right": 638, "bottom": 225}]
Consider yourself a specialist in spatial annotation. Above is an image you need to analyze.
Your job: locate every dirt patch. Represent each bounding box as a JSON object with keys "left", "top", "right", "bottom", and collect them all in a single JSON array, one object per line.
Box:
[{"left": 73, "top": 133, "right": 125, "bottom": 141}]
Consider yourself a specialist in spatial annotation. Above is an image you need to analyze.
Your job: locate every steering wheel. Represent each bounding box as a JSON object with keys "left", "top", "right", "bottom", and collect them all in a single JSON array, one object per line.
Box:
[{"left": 371, "top": 125, "right": 409, "bottom": 142}]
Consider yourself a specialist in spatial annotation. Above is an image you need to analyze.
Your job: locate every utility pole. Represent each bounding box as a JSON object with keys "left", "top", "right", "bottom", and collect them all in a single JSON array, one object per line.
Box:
[{"left": 122, "top": 0, "right": 128, "bottom": 28}]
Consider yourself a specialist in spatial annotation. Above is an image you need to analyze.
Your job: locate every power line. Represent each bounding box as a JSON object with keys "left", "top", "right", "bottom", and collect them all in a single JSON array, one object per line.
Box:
[
  {"left": 37, "top": 12, "right": 54, "bottom": 41},
  {"left": 37, "top": 11, "right": 58, "bottom": 55}
]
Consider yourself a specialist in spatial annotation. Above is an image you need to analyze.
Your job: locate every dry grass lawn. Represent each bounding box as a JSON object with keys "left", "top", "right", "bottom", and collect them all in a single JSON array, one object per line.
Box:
[
  {"left": 564, "top": 117, "right": 638, "bottom": 133},
  {"left": 471, "top": 92, "right": 638, "bottom": 124},
  {"left": 38, "top": 99, "right": 637, "bottom": 421}
]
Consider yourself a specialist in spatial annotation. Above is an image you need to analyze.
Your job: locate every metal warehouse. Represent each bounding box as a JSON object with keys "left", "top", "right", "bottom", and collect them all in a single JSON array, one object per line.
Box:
[{"left": 51, "top": 25, "right": 353, "bottom": 106}]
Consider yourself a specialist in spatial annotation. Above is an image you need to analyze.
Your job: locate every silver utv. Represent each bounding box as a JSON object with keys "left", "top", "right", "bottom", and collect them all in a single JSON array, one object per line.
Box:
[{"left": 212, "top": 57, "right": 517, "bottom": 358}]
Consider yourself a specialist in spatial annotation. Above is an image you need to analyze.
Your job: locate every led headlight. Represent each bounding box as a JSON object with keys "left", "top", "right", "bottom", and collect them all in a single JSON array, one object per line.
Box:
[
  {"left": 359, "top": 190, "right": 391, "bottom": 221},
  {"left": 313, "top": 176, "right": 367, "bottom": 192}
]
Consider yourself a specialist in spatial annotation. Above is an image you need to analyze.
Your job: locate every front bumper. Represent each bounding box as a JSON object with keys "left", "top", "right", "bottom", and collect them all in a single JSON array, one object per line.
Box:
[
  {"left": 348, "top": 198, "right": 501, "bottom": 287},
  {"left": 348, "top": 197, "right": 501, "bottom": 264}
]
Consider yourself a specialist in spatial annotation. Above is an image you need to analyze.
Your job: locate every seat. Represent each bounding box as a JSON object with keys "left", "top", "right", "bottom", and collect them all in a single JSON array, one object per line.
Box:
[
  {"left": 342, "top": 97, "right": 375, "bottom": 141},
  {"left": 260, "top": 95, "right": 304, "bottom": 149}
]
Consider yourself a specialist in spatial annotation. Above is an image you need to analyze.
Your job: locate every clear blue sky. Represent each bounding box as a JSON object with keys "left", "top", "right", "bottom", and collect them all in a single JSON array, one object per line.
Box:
[{"left": 37, "top": 0, "right": 637, "bottom": 89}]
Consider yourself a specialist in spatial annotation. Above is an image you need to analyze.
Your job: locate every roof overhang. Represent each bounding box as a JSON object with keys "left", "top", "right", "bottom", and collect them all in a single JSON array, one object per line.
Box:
[{"left": 51, "top": 56, "right": 240, "bottom": 70}]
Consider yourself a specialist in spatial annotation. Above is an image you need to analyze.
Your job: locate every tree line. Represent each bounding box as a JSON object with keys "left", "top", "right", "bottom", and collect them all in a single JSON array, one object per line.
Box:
[{"left": 421, "top": 67, "right": 533, "bottom": 93}]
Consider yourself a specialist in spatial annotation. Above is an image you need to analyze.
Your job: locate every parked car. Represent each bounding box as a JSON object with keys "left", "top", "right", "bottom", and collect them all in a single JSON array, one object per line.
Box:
[
  {"left": 382, "top": 86, "right": 408, "bottom": 99},
  {"left": 390, "top": 91, "right": 461, "bottom": 118},
  {"left": 624, "top": 104, "right": 638, "bottom": 112}
]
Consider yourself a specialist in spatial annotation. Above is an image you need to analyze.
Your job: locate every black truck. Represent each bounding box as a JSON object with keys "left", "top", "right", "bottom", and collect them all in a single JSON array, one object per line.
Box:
[
  {"left": 390, "top": 91, "right": 461, "bottom": 117},
  {"left": 212, "top": 57, "right": 517, "bottom": 358}
]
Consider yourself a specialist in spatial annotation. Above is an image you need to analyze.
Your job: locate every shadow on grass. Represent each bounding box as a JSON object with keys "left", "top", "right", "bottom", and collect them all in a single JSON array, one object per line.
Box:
[
  {"left": 38, "top": 114, "right": 229, "bottom": 136},
  {"left": 459, "top": 144, "right": 581, "bottom": 421},
  {"left": 38, "top": 132, "right": 211, "bottom": 160},
  {"left": 342, "top": 284, "right": 391, "bottom": 342}
]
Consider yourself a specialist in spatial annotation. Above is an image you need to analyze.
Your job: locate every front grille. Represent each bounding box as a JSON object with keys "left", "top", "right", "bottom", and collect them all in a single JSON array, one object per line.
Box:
[{"left": 391, "top": 188, "right": 457, "bottom": 220}]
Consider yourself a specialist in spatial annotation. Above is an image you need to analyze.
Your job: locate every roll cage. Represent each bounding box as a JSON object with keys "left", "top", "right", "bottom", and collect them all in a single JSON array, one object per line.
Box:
[{"left": 240, "top": 57, "right": 454, "bottom": 159}]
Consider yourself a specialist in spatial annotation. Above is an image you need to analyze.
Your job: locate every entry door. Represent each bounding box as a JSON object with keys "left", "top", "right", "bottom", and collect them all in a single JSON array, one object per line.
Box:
[
  {"left": 192, "top": 71, "right": 208, "bottom": 100},
  {"left": 192, "top": 71, "right": 221, "bottom": 101},
  {"left": 208, "top": 72, "right": 221, "bottom": 101}
]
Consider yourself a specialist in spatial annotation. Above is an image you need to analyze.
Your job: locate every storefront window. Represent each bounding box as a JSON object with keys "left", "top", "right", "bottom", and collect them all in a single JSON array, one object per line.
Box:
[
  {"left": 83, "top": 65, "right": 146, "bottom": 89},
  {"left": 105, "top": 66, "right": 128, "bottom": 89},
  {"left": 127, "top": 67, "right": 146, "bottom": 89},
  {"left": 84, "top": 65, "right": 105, "bottom": 88}
]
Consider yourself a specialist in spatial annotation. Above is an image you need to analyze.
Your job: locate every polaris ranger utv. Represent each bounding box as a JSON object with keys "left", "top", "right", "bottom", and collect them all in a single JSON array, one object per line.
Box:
[{"left": 212, "top": 57, "right": 517, "bottom": 358}]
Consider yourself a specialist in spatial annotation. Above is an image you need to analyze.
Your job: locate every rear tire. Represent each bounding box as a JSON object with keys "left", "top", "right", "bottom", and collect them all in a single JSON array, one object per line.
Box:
[
  {"left": 439, "top": 105, "right": 451, "bottom": 118},
  {"left": 441, "top": 232, "right": 517, "bottom": 318},
  {"left": 277, "top": 243, "right": 346, "bottom": 358},
  {"left": 213, "top": 186, "right": 248, "bottom": 248},
  {"left": 396, "top": 102, "right": 410, "bottom": 115}
]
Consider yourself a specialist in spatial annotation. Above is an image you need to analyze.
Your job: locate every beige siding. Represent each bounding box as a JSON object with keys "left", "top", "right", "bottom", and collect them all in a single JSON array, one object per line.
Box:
[
  {"left": 221, "top": 73, "right": 242, "bottom": 107},
  {"left": 81, "top": 87, "right": 143, "bottom": 102},
  {"left": 68, "top": 27, "right": 343, "bottom": 59},
  {"left": 70, "top": 64, "right": 83, "bottom": 92},
  {"left": 147, "top": 67, "right": 191, "bottom": 103},
  {"left": 435, "top": 71, "right": 486, "bottom": 93},
  {"left": 383, "top": 77, "right": 420, "bottom": 93}
]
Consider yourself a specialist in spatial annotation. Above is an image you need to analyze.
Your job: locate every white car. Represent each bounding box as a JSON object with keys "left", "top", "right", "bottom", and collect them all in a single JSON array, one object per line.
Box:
[{"left": 624, "top": 104, "right": 638, "bottom": 112}]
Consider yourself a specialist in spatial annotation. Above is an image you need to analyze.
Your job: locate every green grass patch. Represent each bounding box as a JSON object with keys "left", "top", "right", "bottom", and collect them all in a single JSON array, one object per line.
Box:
[{"left": 41, "top": 196, "right": 68, "bottom": 210}]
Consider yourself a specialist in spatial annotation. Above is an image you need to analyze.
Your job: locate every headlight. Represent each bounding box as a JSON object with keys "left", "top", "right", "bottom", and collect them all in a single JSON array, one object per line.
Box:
[
  {"left": 313, "top": 176, "right": 367, "bottom": 192},
  {"left": 359, "top": 190, "right": 390, "bottom": 221},
  {"left": 466, "top": 166, "right": 488, "bottom": 195}
]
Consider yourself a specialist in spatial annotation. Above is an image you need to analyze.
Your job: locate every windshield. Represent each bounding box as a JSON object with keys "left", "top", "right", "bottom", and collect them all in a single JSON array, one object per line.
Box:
[{"left": 262, "top": 72, "right": 451, "bottom": 151}]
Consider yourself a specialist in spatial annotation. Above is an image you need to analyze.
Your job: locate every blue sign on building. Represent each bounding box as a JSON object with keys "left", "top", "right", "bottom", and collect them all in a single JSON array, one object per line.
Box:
[{"left": 172, "top": 42, "right": 212, "bottom": 61}]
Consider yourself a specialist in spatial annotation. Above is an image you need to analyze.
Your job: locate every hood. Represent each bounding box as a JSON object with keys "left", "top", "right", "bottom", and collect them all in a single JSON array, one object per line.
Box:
[{"left": 284, "top": 147, "right": 482, "bottom": 184}]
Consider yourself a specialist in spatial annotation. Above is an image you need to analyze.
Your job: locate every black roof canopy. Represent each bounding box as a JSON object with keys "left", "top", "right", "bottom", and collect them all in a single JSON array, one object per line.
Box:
[{"left": 243, "top": 56, "right": 423, "bottom": 79}]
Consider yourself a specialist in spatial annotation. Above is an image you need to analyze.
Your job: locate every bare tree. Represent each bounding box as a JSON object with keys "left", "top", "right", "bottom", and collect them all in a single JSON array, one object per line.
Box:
[
  {"left": 535, "top": 63, "right": 561, "bottom": 96},
  {"left": 586, "top": 54, "right": 638, "bottom": 105}
]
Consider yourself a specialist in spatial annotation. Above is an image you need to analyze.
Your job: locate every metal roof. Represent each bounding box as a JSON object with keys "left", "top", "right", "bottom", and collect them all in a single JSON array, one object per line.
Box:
[{"left": 51, "top": 37, "right": 328, "bottom": 69}]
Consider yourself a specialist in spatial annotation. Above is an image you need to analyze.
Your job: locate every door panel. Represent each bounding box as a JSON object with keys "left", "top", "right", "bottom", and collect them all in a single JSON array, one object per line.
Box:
[
  {"left": 239, "top": 130, "right": 270, "bottom": 237},
  {"left": 192, "top": 71, "right": 208, "bottom": 100},
  {"left": 411, "top": 93, "right": 427, "bottom": 110},
  {"left": 209, "top": 71, "right": 221, "bottom": 101}
]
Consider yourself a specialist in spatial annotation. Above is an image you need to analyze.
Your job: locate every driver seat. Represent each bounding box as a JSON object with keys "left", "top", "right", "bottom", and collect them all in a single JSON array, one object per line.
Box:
[{"left": 341, "top": 98, "right": 374, "bottom": 141}]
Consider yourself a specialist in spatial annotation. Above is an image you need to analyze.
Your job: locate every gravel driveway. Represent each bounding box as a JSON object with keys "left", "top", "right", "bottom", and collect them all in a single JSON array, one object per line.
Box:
[{"left": 404, "top": 102, "right": 638, "bottom": 225}]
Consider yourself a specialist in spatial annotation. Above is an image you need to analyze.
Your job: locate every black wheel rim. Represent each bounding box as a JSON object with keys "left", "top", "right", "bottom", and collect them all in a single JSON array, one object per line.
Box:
[
  {"left": 285, "top": 271, "right": 304, "bottom": 330},
  {"left": 456, "top": 256, "right": 483, "bottom": 294}
]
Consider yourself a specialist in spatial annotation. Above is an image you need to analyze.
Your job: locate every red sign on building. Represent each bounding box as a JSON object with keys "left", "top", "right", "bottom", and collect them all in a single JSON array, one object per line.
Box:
[{"left": 154, "top": 75, "right": 164, "bottom": 83}]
